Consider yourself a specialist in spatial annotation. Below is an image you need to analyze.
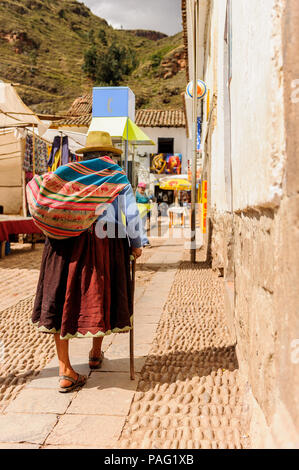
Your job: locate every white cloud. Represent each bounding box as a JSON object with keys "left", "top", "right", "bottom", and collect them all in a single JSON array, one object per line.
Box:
[{"left": 82, "top": 0, "right": 182, "bottom": 36}]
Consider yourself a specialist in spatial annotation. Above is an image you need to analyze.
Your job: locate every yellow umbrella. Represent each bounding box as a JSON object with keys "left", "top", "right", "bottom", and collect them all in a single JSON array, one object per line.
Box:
[{"left": 159, "top": 176, "right": 192, "bottom": 191}]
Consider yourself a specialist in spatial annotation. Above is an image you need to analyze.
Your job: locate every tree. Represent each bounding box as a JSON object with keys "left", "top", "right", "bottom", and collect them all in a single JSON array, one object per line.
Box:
[
  {"left": 83, "top": 45, "right": 98, "bottom": 80},
  {"left": 83, "top": 42, "right": 138, "bottom": 85}
]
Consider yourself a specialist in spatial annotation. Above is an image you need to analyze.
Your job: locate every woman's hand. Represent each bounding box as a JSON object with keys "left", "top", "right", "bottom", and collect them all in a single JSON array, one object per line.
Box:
[{"left": 132, "top": 247, "right": 142, "bottom": 259}]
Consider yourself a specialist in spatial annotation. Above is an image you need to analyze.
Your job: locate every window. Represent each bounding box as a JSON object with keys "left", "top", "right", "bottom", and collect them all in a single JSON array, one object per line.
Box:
[{"left": 158, "top": 138, "right": 174, "bottom": 154}]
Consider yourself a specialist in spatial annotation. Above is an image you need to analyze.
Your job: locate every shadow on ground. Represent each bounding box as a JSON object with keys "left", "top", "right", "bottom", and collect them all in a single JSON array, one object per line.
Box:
[
  {"left": 136, "top": 261, "right": 211, "bottom": 272},
  {"left": 25, "top": 345, "right": 238, "bottom": 392}
]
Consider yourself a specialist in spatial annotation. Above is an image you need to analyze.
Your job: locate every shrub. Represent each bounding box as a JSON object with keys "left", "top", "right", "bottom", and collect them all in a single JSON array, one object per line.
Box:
[
  {"left": 83, "top": 42, "right": 138, "bottom": 85},
  {"left": 151, "top": 51, "right": 163, "bottom": 68},
  {"left": 58, "top": 9, "right": 66, "bottom": 20},
  {"left": 83, "top": 45, "right": 98, "bottom": 80},
  {"left": 98, "top": 29, "right": 107, "bottom": 46}
]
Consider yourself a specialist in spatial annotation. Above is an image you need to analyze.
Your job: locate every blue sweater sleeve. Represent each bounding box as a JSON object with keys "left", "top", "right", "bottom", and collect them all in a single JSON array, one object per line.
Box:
[
  {"left": 97, "top": 185, "right": 142, "bottom": 248},
  {"left": 121, "top": 185, "right": 142, "bottom": 248}
]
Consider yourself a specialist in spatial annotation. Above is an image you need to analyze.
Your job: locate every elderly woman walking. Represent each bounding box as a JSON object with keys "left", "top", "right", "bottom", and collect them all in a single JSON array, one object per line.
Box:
[{"left": 27, "top": 131, "right": 142, "bottom": 392}]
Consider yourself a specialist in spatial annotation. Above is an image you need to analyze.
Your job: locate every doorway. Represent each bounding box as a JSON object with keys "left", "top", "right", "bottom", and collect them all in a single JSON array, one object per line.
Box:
[{"left": 158, "top": 138, "right": 174, "bottom": 154}]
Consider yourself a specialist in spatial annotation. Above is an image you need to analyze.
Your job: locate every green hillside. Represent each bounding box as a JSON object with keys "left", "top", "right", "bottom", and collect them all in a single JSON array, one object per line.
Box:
[{"left": 0, "top": 0, "right": 185, "bottom": 114}]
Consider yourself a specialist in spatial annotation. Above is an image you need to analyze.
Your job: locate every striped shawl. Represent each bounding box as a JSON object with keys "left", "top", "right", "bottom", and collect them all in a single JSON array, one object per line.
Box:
[{"left": 26, "top": 156, "right": 129, "bottom": 239}]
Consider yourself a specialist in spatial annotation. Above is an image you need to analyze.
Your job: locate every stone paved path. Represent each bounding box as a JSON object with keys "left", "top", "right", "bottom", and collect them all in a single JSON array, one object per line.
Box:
[
  {"left": 0, "top": 244, "right": 53, "bottom": 413},
  {"left": 118, "top": 250, "right": 250, "bottom": 449},
  {"left": 0, "top": 296, "right": 55, "bottom": 413},
  {"left": 0, "top": 238, "right": 182, "bottom": 448},
  {"left": 0, "top": 236, "right": 250, "bottom": 449},
  {"left": 0, "top": 240, "right": 161, "bottom": 417}
]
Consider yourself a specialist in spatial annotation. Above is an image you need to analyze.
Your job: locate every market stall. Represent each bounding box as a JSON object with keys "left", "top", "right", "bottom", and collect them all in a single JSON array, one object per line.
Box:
[
  {"left": 88, "top": 87, "right": 154, "bottom": 189},
  {"left": 0, "top": 83, "right": 46, "bottom": 215},
  {"left": 89, "top": 116, "right": 154, "bottom": 188},
  {"left": 0, "top": 83, "right": 47, "bottom": 254},
  {"left": 159, "top": 175, "right": 193, "bottom": 228},
  {"left": 0, "top": 214, "right": 42, "bottom": 257}
]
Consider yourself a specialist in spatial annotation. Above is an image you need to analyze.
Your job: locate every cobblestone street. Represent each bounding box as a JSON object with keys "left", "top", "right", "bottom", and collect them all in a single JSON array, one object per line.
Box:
[
  {"left": 0, "top": 236, "right": 250, "bottom": 448},
  {"left": 118, "top": 250, "right": 250, "bottom": 449}
]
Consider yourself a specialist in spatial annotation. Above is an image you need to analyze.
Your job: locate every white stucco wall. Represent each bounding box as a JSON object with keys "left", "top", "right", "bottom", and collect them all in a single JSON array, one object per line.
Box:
[
  {"left": 193, "top": 0, "right": 285, "bottom": 213},
  {"left": 199, "top": 0, "right": 228, "bottom": 213},
  {"left": 137, "top": 126, "right": 191, "bottom": 173},
  {"left": 230, "top": 0, "right": 285, "bottom": 211},
  {"left": 209, "top": 0, "right": 227, "bottom": 214}
]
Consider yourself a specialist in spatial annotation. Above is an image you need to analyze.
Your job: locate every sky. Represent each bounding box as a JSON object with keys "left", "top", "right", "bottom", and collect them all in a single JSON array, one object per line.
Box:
[{"left": 82, "top": 0, "right": 182, "bottom": 36}]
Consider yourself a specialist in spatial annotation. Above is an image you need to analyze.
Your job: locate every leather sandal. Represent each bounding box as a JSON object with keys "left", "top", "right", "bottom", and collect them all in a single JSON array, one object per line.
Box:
[
  {"left": 89, "top": 351, "right": 104, "bottom": 370},
  {"left": 58, "top": 374, "right": 87, "bottom": 393}
]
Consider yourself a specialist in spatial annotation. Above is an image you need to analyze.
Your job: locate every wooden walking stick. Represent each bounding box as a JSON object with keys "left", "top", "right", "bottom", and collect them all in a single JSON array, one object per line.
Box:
[
  {"left": 130, "top": 255, "right": 136, "bottom": 380},
  {"left": 32, "top": 126, "right": 36, "bottom": 176}
]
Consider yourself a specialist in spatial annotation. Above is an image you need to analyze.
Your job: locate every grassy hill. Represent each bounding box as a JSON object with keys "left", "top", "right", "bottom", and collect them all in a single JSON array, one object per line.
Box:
[{"left": 0, "top": 0, "right": 185, "bottom": 114}]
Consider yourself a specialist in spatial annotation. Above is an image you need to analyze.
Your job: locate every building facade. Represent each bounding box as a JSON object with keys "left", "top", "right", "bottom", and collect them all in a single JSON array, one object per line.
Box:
[
  {"left": 134, "top": 109, "right": 191, "bottom": 196},
  {"left": 60, "top": 99, "right": 191, "bottom": 195},
  {"left": 183, "top": 0, "right": 299, "bottom": 448}
]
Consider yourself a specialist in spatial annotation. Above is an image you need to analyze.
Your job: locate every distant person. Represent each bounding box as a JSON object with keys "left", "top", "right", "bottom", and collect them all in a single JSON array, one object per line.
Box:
[
  {"left": 27, "top": 131, "right": 142, "bottom": 393},
  {"left": 136, "top": 182, "right": 152, "bottom": 247}
]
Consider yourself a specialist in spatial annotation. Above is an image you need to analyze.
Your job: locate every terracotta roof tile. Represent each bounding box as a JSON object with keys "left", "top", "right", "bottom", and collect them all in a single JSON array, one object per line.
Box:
[
  {"left": 59, "top": 114, "right": 92, "bottom": 127},
  {"left": 58, "top": 95, "right": 186, "bottom": 128},
  {"left": 135, "top": 109, "right": 186, "bottom": 127},
  {"left": 66, "top": 94, "right": 92, "bottom": 116}
]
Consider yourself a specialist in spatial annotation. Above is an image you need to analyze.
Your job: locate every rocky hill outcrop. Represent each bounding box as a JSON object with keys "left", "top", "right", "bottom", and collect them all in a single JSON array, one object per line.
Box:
[
  {"left": 0, "top": 0, "right": 184, "bottom": 113},
  {"left": 125, "top": 29, "right": 168, "bottom": 41}
]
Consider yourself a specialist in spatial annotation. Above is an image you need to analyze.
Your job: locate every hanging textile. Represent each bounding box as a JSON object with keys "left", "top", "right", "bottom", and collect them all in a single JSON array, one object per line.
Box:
[
  {"left": 35, "top": 138, "right": 48, "bottom": 175},
  {"left": 23, "top": 134, "right": 48, "bottom": 175},
  {"left": 50, "top": 148, "right": 61, "bottom": 172},
  {"left": 197, "top": 117, "right": 201, "bottom": 151},
  {"left": 47, "top": 135, "right": 70, "bottom": 168},
  {"left": 23, "top": 134, "right": 33, "bottom": 172}
]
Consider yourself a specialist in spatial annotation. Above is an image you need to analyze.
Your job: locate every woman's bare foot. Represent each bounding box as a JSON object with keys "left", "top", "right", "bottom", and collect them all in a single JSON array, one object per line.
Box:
[
  {"left": 59, "top": 367, "right": 80, "bottom": 388},
  {"left": 89, "top": 337, "right": 104, "bottom": 368},
  {"left": 54, "top": 334, "right": 79, "bottom": 387},
  {"left": 89, "top": 349, "right": 104, "bottom": 369}
]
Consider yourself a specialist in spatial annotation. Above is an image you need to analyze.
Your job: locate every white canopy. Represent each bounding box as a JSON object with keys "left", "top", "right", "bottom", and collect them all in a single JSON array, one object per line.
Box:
[
  {"left": 0, "top": 83, "right": 46, "bottom": 134},
  {"left": 26, "top": 127, "right": 87, "bottom": 154}
]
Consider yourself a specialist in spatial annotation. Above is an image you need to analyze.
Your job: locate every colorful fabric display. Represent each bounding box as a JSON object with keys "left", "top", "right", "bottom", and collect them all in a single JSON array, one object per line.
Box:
[
  {"left": 23, "top": 134, "right": 33, "bottom": 172},
  {"left": 23, "top": 134, "right": 48, "bottom": 175},
  {"left": 35, "top": 138, "right": 48, "bottom": 175},
  {"left": 48, "top": 136, "right": 70, "bottom": 168}
]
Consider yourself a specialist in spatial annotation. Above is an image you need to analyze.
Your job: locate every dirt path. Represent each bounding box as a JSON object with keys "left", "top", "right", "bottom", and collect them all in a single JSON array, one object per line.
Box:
[{"left": 118, "top": 252, "right": 250, "bottom": 449}]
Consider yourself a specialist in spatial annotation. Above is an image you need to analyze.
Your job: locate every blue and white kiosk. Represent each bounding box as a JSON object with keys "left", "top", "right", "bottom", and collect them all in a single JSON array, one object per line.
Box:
[{"left": 88, "top": 87, "right": 154, "bottom": 184}]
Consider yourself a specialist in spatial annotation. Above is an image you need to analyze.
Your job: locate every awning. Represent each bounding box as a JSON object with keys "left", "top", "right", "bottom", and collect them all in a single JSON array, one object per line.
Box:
[
  {"left": 159, "top": 175, "right": 192, "bottom": 191},
  {"left": 88, "top": 117, "right": 155, "bottom": 145},
  {"left": 26, "top": 127, "right": 87, "bottom": 154},
  {"left": 0, "top": 83, "right": 47, "bottom": 135}
]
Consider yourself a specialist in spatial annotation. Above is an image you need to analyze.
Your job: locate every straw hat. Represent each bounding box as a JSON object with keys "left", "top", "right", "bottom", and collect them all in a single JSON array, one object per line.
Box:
[{"left": 77, "top": 131, "right": 122, "bottom": 155}]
